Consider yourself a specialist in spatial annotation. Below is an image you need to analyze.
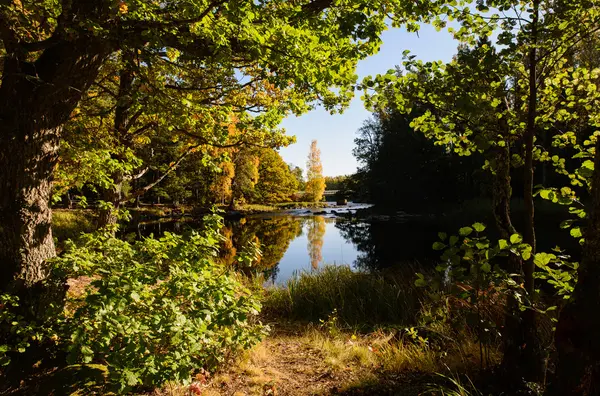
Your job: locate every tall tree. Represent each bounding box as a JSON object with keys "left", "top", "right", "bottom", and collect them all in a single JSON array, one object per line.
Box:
[
  {"left": 363, "top": 0, "right": 600, "bottom": 382},
  {"left": 305, "top": 140, "right": 326, "bottom": 202}
]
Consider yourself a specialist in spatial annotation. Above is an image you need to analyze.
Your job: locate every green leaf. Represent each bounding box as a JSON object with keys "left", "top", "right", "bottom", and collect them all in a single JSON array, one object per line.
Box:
[
  {"left": 432, "top": 242, "right": 446, "bottom": 251},
  {"left": 570, "top": 227, "right": 582, "bottom": 238},
  {"left": 459, "top": 227, "right": 473, "bottom": 237},
  {"left": 534, "top": 252, "right": 554, "bottom": 267},
  {"left": 438, "top": 232, "right": 447, "bottom": 241},
  {"left": 499, "top": 239, "right": 508, "bottom": 250},
  {"left": 472, "top": 222, "right": 486, "bottom": 232},
  {"left": 510, "top": 234, "right": 523, "bottom": 244}
]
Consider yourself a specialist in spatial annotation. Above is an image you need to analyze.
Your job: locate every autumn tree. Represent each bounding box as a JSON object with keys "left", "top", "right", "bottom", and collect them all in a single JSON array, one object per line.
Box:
[
  {"left": 305, "top": 140, "right": 326, "bottom": 202},
  {"left": 210, "top": 161, "right": 235, "bottom": 205},
  {"left": 231, "top": 149, "right": 260, "bottom": 207},
  {"left": 289, "top": 164, "right": 305, "bottom": 191}
]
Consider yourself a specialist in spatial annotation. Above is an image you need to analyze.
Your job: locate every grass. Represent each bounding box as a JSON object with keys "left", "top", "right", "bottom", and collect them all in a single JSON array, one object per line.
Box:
[
  {"left": 52, "top": 209, "right": 97, "bottom": 242},
  {"left": 234, "top": 203, "right": 278, "bottom": 213},
  {"left": 263, "top": 265, "right": 424, "bottom": 328},
  {"left": 275, "top": 201, "right": 330, "bottom": 209},
  {"left": 188, "top": 323, "right": 496, "bottom": 395}
]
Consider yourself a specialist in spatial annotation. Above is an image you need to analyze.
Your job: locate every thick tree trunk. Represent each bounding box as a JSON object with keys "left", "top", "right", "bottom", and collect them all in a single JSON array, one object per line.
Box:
[
  {"left": 548, "top": 138, "right": 600, "bottom": 395},
  {"left": 0, "top": 122, "right": 59, "bottom": 291},
  {"left": 0, "top": 38, "right": 110, "bottom": 295}
]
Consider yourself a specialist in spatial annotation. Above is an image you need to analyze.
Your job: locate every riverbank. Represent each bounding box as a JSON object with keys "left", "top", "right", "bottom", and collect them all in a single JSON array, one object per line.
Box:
[{"left": 156, "top": 266, "right": 499, "bottom": 395}]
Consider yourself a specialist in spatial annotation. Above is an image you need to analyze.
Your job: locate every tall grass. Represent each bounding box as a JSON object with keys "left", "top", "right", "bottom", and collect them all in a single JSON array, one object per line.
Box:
[{"left": 263, "top": 265, "right": 424, "bottom": 328}]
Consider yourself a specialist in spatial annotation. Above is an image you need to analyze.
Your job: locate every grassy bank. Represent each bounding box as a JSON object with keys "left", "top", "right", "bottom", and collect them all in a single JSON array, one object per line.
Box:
[
  {"left": 263, "top": 265, "right": 424, "bottom": 328},
  {"left": 191, "top": 266, "right": 500, "bottom": 395}
]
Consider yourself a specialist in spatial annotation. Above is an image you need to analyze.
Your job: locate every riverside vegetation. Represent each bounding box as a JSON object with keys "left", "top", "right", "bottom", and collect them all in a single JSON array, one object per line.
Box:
[{"left": 2, "top": 0, "right": 600, "bottom": 395}]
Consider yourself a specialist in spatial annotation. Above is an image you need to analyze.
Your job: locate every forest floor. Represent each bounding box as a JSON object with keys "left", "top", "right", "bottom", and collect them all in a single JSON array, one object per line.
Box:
[{"left": 156, "top": 325, "right": 441, "bottom": 396}]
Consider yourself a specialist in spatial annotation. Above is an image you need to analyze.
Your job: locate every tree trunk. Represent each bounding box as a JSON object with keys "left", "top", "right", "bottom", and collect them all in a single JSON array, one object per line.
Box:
[
  {"left": 0, "top": 38, "right": 110, "bottom": 295},
  {"left": 492, "top": 143, "right": 516, "bottom": 240},
  {"left": 0, "top": 122, "right": 60, "bottom": 291},
  {"left": 97, "top": 179, "right": 123, "bottom": 230},
  {"left": 492, "top": 140, "right": 536, "bottom": 382},
  {"left": 504, "top": 0, "right": 545, "bottom": 382},
  {"left": 548, "top": 138, "right": 600, "bottom": 395},
  {"left": 97, "top": 59, "right": 134, "bottom": 231}
]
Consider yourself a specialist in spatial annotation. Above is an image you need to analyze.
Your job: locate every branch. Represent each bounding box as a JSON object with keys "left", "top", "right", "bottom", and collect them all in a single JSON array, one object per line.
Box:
[
  {"left": 123, "top": 167, "right": 149, "bottom": 181},
  {"left": 121, "top": 0, "right": 225, "bottom": 30},
  {"left": 123, "top": 144, "right": 201, "bottom": 203}
]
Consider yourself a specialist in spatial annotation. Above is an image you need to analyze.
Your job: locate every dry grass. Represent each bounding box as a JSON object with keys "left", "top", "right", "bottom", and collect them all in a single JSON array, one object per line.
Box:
[{"left": 166, "top": 322, "right": 497, "bottom": 396}]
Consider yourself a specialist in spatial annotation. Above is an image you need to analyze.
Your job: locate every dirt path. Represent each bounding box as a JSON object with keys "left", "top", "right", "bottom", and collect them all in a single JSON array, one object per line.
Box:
[
  {"left": 199, "top": 333, "right": 431, "bottom": 396},
  {"left": 205, "top": 336, "right": 353, "bottom": 396}
]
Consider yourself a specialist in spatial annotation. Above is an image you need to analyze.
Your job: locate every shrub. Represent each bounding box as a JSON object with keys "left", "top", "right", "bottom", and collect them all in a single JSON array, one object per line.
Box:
[{"left": 49, "top": 215, "right": 266, "bottom": 393}]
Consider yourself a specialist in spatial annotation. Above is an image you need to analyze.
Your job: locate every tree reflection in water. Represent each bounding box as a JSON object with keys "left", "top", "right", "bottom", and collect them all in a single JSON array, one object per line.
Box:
[
  {"left": 220, "top": 216, "right": 303, "bottom": 280},
  {"left": 335, "top": 219, "right": 441, "bottom": 272},
  {"left": 306, "top": 216, "right": 327, "bottom": 269}
]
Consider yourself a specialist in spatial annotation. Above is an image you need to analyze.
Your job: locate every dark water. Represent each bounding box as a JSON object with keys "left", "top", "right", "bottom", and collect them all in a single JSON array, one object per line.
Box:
[
  {"left": 129, "top": 204, "right": 443, "bottom": 284},
  {"left": 126, "top": 200, "right": 581, "bottom": 284}
]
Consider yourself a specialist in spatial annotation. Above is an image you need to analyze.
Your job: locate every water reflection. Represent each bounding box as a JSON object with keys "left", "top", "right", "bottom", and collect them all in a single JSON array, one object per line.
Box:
[
  {"left": 129, "top": 214, "right": 441, "bottom": 284},
  {"left": 307, "top": 216, "right": 327, "bottom": 269}
]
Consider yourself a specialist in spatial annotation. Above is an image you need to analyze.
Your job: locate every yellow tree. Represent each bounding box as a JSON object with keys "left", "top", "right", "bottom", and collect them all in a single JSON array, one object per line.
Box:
[{"left": 305, "top": 140, "right": 325, "bottom": 202}]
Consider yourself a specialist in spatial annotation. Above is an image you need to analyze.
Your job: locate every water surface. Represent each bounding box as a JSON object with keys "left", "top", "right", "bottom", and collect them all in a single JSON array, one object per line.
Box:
[{"left": 131, "top": 204, "right": 443, "bottom": 284}]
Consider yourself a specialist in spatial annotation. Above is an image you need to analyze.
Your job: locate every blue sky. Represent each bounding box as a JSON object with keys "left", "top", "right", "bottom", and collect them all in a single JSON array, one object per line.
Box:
[{"left": 279, "top": 25, "right": 461, "bottom": 177}]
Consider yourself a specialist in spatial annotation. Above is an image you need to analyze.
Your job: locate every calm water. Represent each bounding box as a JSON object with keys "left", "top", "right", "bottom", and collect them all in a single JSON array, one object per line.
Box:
[{"left": 131, "top": 203, "right": 444, "bottom": 284}]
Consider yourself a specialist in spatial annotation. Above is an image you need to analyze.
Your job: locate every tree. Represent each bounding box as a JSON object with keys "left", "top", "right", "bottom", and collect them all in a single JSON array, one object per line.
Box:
[
  {"left": 0, "top": 0, "right": 434, "bottom": 293},
  {"left": 353, "top": 110, "right": 479, "bottom": 210},
  {"left": 254, "top": 149, "right": 299, "bottom": 203},
  {"left": 362, "top": 0, "right": 600, "bottom": 382},
  {"left": 323, "top": 175, "right": 350, "bottom": 191},
  {"left": 305, "top": 140, "right": 326, "bottom": 202},
  {"left": 210, "top": 161, "right": 235, "bottom": 205},
  {"left": 231, "top": 149, "right": 260, "bottom": 207},
  {"left": 289, "top": 164, "right": 305, "bottom": 191}
]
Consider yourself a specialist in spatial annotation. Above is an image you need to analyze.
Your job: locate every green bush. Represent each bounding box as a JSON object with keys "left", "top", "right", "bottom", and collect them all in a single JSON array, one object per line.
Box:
[{"left": 48, "top": 215, "right": 266, "bottom": 393}]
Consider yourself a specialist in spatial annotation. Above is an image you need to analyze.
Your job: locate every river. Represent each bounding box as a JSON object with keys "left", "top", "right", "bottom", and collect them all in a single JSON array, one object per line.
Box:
[{"left": 129, "top": 203, "right": 444, "bottom": 284}]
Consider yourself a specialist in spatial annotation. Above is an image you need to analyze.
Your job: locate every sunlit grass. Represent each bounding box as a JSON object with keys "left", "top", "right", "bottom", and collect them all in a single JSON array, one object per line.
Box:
[
  {"left": 52, "top": 209, "right": 97, "bottom": 242},
  {"left": 263, "top": 265, "right": 424, "bottom": 328}
]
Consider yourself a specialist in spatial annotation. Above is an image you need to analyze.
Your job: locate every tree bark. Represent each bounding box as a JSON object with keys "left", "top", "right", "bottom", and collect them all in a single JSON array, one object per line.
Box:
[
  {"left": 97, "top": 178, "right": 123, "bottom": 230},
  {"left": 492, "top": 143, "right": 516, "bottom": 240},
  {"left": 548, "top": 138, "right": 600, "bottom": 395},
  {"left": 0, "top": 38, "right": 110, "bottom": 295}
]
